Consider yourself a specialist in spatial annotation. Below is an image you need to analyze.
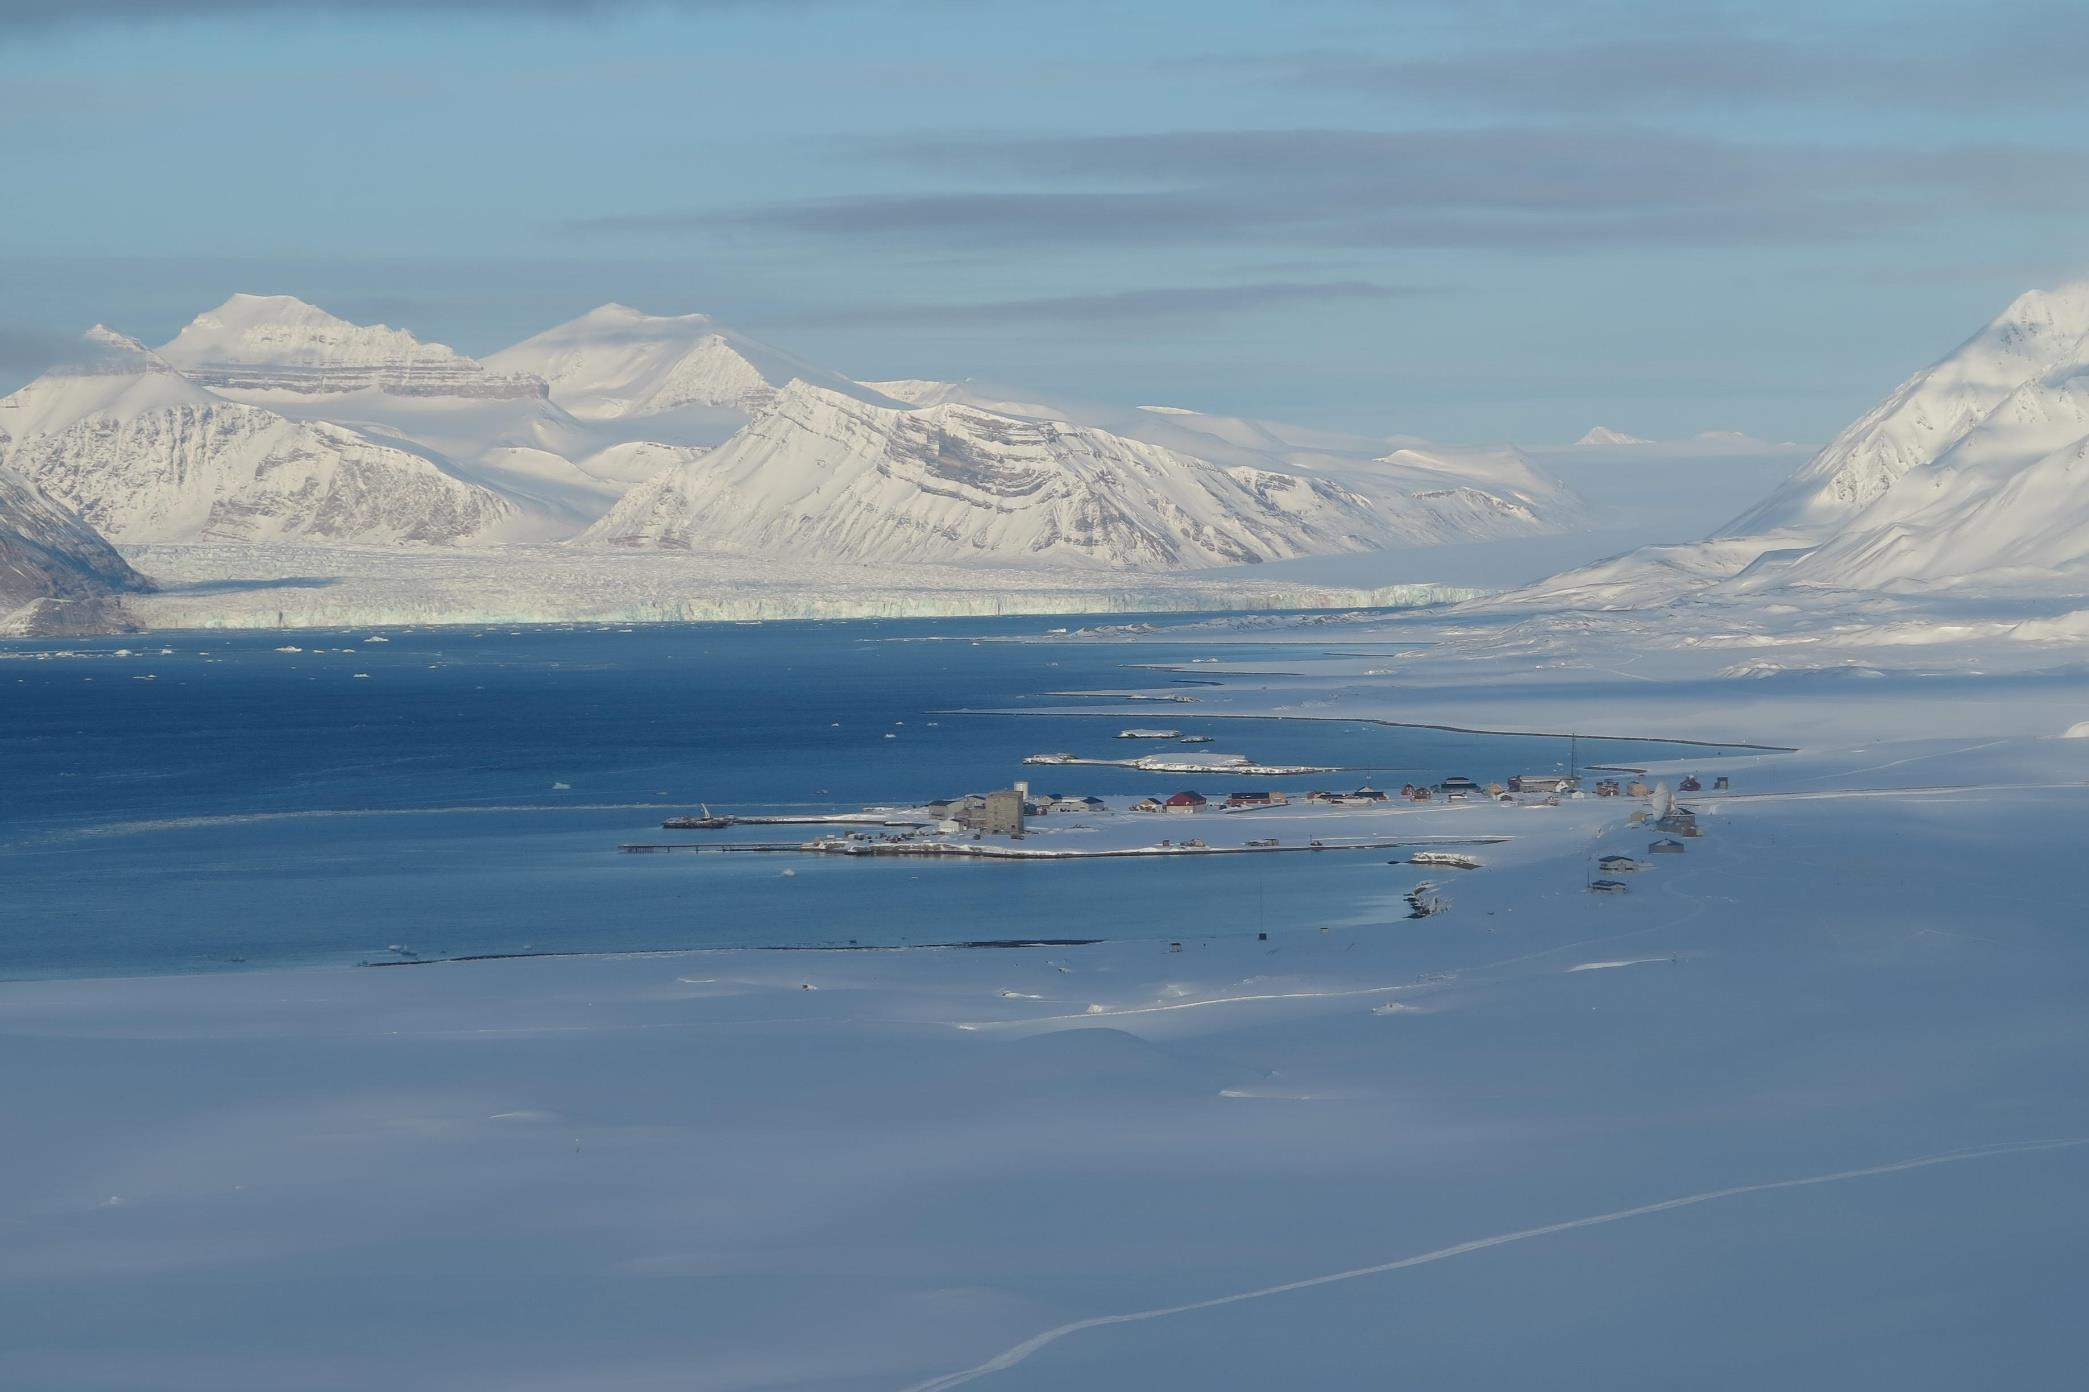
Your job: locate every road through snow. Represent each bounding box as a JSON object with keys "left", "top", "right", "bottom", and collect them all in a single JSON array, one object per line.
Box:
[{"left": 899, "top": 1137, "right": 2089, "bottom": 1392}]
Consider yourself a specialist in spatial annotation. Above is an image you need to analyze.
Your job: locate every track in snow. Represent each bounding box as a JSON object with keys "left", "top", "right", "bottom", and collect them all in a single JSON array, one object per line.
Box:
[{"left": 898, "top": 1136, "right": 2089, "bottom": 1392}]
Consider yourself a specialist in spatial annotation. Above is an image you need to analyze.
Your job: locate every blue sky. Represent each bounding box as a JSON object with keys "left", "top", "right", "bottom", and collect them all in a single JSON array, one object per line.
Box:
[{"left": 3, "top": 0, "right": 2086, "bottom": 441}]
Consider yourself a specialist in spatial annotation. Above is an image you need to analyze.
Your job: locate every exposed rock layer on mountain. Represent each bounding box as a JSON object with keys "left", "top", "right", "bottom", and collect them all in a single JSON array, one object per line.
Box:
[
  {"left": 160, "top": 294, "right": 544, "bottom": 399},
  {"left": 580, "top": 384, "right": 1563, "bottom": 569}
]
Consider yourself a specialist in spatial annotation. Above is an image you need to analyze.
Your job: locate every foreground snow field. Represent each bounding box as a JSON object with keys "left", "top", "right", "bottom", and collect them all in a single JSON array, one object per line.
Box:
[{"left": 7, "top": 604, "right": 2088, "bottom": 1389}]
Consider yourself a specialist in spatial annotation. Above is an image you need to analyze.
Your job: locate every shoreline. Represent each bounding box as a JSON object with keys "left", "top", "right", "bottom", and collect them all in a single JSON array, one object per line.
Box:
[{"left": 943, "top": 705, "right": 1798, "bottom": 754}]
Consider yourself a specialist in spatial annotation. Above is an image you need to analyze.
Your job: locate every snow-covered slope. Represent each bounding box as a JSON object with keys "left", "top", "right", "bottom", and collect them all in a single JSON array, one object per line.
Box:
[
  {"left": 0, "top": 329, "right": 519, "bottom": 545},
  {"left": 579, "top": 383, "right": 1565, "bottom": 569},
  {"left": 159, "top": 294, "right": 544, "bottom": 399},
  {"left": 1738, "top": 366, "right": 2089, "bottom": 593},
  {"left": 0, "top": 461, "right": 149, "bottom": 631},
  {"left": 487, "top": 304, "right": 886, "bottom": 425},
  {"left": 1727, "top": 283, "right": 2089, "bottom": 535}
]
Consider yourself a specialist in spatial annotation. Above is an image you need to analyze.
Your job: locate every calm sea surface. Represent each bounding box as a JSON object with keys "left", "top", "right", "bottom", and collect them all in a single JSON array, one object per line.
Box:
[{"left": 0, "top": 616, "right": 1741, "bottom": 980}]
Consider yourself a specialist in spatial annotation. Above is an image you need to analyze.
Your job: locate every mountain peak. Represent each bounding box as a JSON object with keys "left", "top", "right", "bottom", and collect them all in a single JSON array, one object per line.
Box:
[
  {"left": 488, "top": 307, "right": 871, "bottom": 420},
  {"left": 1725, "top": 278, "right": 2089, "bottom": 536},
  {"left": 163, "top": 294, "right": 459, "bottom": 368},
  {"left": 1993, "top": 281, "right": 2089, "bottom": 339},
  {"left": 156, "top": 295, "right": 541, "bottom": 401},
  {"left": 1576, "top": 426, "right": 1651, "bottom": 447}
]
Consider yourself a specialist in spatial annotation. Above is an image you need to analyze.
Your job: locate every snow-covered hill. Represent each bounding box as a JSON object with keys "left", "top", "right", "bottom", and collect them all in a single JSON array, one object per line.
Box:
[
  {"left": 580, "top": 383, "right": 1565, "bottom": 569},
  {"left": 0, "top": 461, "right": 150, "bottom": 632},
  {"left": 0, "top": 329, "right": 519, "bottom": 546},
  {"left": 487, "top": 304, "right": 885, "bottom": 426}
]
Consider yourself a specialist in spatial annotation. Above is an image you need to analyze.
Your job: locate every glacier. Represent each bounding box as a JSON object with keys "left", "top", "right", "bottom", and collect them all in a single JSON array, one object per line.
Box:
[{"left": 122, "top": 542, "right": 1478, "bottom": 629}]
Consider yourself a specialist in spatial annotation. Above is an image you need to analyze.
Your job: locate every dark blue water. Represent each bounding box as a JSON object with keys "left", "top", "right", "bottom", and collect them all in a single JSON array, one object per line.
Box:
[{"left": 0, "top": 617, "right": 1739, "bottom": 980}]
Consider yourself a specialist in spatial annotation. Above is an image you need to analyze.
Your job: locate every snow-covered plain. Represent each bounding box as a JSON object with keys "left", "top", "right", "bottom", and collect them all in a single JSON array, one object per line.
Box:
[{"left": 7, "top": 593, "right": 2089, "bottom": 1388}]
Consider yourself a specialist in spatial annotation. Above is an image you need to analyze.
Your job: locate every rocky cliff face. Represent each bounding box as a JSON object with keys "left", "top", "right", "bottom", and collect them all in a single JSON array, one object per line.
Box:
[{"left": 0, "top": 463, "right": 151, "bottom": 633}]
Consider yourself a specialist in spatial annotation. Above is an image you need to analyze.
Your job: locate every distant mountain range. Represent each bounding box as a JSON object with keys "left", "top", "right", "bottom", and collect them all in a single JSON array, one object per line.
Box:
[{"left": 0, "top": 294, "right": 1581, "bottom": 587}]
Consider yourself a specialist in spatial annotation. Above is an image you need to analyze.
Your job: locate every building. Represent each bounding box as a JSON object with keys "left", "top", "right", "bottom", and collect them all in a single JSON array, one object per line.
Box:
[
  {"left": 1589, "top": 879, "right": 1629, "bottom": 895},
  {"left": 1051, "top": 795, "right": 1106, "bottom": 813},
  {"left": 1509, "top": 774, "right": 1566, "bottom": 795},
  {"left": 983, "top": 786, "right": 1027, "bottom": 837},
  {"left": 1163, "top": 790, "right": 1208, "bottom": 814},
  {"left": 1225, "top": 790, "right": 1288, "bottom": 808},
  {"left": 1598, "top": 854, "right": 1644, "bottom": 873},
  {"left": 1655, "top": 807, "right": 1699, "bottom": 837},
  {"left": 1593, "top": 779, "right": 1621, "bottom": 797},
  {"left": 1131, "top": 797, "right": 1164, "bottom": 813},
  {"left": 1649, "top": 838, "right": 1686, "bottom": 855},
  {"left": 1679, "top": 775, "right": 1703, "bottom": 793},
  {"left": 1626, "top": 780, "right": 1652, "bottom": 798},
  {"left": 1441, "top": 775, "right": 1481, "bottom": 800},
  {"left": 1713, "top": 775, "right": 1731, "bottom": 791}
]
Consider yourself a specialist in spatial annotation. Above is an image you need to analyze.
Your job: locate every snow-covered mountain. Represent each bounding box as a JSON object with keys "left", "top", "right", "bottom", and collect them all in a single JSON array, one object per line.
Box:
[
  {"left": 1576, "top": 426, "right": 1652, "bottom": 447},
  {"left": 579, "top": 383, "right": 1565, "bottom": 569},
  {"left": 0, "top": 461, "right": 150, "bottom": 632},
  {"left": 0, "top": 329, "right": 519, "bottom": 545},
  {"left": 1508, "top": 280, "right": 2089, "bottom": 603},
  {"left": 159, "top": 294, "right": 544, "bottom": 400},
  {"left": 155, "top": 294, "right": 623, "bottom": 529},
  {"left": 487, "top": 304, "right": 885, "bottom": 425},
  {"left": 1727, "top": 283, "right": 2089, "bottom": 536}
]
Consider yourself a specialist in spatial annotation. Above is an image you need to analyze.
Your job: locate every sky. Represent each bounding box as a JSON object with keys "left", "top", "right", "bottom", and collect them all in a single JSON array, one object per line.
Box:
[{"left": 3, "top": 0, "right": 2087, "bottom": 443}]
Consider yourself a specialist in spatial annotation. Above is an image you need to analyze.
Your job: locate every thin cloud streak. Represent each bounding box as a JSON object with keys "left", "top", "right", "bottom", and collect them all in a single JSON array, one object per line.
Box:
[
  {"left": 782, "top": 280, "right": 1444, "bottom": 328},
  {"left": 0, "top": 0, "right": 824, "bottom": 34},
  {"left": 569, "top": 126, "right": 2089, "bottom": 254}
]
